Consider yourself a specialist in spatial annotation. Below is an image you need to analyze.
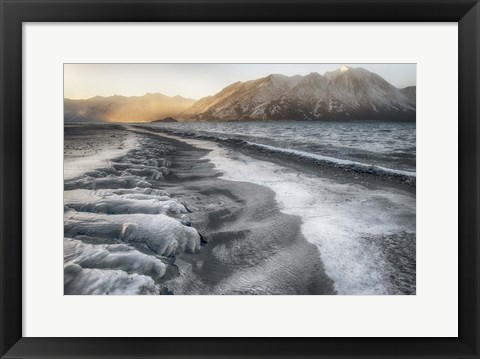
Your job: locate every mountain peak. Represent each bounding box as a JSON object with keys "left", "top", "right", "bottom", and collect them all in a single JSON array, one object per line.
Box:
[
  {"left": 266, "top": 73, "right": 287, "bottom": 79},
  {"left": 305, "top": 72, "right": 323, "bottom": 78},
  {"left": 183, "top": 67, "right": 415, "bottom": 122}
]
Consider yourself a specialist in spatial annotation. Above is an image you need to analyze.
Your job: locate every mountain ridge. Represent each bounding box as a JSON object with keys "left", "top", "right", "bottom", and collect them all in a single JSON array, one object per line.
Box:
[
  {"left": 64, "top": 67, "right": 416, "bottom": 122},
  {"left": 181, "top": 66, "right": 415, "bottom": 122}
]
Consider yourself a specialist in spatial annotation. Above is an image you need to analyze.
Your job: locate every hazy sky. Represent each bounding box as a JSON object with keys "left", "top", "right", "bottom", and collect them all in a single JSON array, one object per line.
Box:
[{"left": 64, "top": 63, "right": 416, "bottom": 100}]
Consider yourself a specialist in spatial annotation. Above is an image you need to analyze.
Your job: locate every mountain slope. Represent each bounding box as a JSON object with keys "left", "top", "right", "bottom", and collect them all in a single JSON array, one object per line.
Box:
[
  {"left": 182, "top": 66, "right": 415, "bottom": 121},
  {"left": 64, "top": 93, "right": 195, "bottom": 123},
  {"left": 400, "top": 86, "right": 416, "bottom": 104}
]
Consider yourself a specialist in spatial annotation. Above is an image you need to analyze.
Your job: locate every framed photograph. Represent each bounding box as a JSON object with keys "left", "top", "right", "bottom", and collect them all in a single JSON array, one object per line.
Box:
[{"left": 1, "top": 0, "right": 479, "bottom": 358}]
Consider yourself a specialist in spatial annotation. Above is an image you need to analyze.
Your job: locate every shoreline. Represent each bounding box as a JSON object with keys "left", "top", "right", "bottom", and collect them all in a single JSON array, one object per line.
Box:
[
  {"left": 64, "top": 125, "right": 336, "bottom": 295},
  {"left": 131, "top": 131, "right": 337, "bottom": 295},
  {"left": 128, "top": 125, "right": 416, "bottom": 294},
  {"left": 64, "top": 123, "right": 138, "bottom": 181},
  {"left": 134, "top": 124, "right": 416, "bottom": 193}
]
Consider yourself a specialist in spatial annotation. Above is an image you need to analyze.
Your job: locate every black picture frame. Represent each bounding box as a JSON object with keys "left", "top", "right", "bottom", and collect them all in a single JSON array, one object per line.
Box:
[{"left": 1, "top": 0, "right": 479, "bottom": 358}]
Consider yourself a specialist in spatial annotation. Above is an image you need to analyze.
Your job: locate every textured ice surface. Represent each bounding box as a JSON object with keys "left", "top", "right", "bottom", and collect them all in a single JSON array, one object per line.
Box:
[
  {"left": 64, "top": 125, "right": 138, "bottom": 181},
  {"left": 64, "top": 237, "right": 167, "bottom": 280},
  {"left": 65, "top": 208, "right": 200, "bottom": 256},
  {"left": 64, "top": 174, "right": 152, "bottom": 190},
  {"left": 156, "top": 133, "right": 416, "bottom": 295},
  {"left": 65, "top": 126, "right": 415, "bottom": 295},
  {"left": 64, "top": 133, "right": 201, "bottom": 294},
  {"left": 64, "top": 263, "right": 160, "bottom": 295},
  {"left": 119, "top": 214, "right": 201, "bottom": 255},
  {"left": 65, "top": 188, "right": 187, "bottom": 215}
]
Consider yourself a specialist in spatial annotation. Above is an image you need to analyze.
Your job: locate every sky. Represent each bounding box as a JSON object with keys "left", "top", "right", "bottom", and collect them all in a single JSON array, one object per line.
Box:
[{"left": 64, "top": 63, "right": 416, "bottom": 100}]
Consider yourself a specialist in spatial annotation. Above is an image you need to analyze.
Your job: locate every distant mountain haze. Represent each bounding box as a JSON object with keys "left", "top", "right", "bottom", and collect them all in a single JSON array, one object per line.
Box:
[
  {"left": 64, "top": 67, "right": 416, "bottom": 122},
  {"left": 64, "top": 93, "right": 195, "bottom": 123}
]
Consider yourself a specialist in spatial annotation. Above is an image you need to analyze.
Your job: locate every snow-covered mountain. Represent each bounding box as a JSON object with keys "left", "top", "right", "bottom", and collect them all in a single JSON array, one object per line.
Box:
[
  {"left": 64, "top": 93, "right": 195, "bottom": 123},
  {"left": 64, "top": 67, "right": 415, "bottom": 123},
  {"left": 182, "top": 66, "right": 415, "bottom": 121}
]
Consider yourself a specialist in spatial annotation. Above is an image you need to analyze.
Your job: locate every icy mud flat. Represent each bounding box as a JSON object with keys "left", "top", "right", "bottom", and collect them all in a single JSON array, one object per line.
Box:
[
  {"left": 64, "top": 123, "right": 334, "bottom": 295},
  {"left": 135, "top": 124, "right": 416, "bottom": 295}
]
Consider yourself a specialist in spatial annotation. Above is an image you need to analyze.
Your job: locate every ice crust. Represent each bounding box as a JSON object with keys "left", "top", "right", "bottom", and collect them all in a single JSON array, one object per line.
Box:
[
  {"left": 65, "top": 126, "right": 415, "bottom": 295},
  {"left": 64, "top": 263, "right": 160, "bottom": 295},
  {"left": 64, "top": 134, "right": 201, "bottom": 295},
  {"left": 65, "top": 212, "right": 200, "bottom": 256},
  {"left": 64, "top": 237, "right": 167, "bottom": 280},
  {"left": 157, "top": 132, "right": 416, "bottom": 295},
  {"left": 65, "top": 187, "right": 187, "bottom": 215},
  {"left": 64, "top": 127, "right": 138, "bottom": 181}
]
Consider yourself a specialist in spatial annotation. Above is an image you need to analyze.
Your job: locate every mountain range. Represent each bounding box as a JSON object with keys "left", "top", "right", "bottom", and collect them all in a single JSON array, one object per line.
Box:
[
  {"left": 64, "top": 93, "right": 195, "bottom": 123},
  {"left": 64, "top": 66, "right": 416, "bottom": 122}
]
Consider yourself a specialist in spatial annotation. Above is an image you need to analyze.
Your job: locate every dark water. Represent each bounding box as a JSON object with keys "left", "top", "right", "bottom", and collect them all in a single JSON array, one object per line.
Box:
[{"left": 149, "top": 121, "right": 416, "bottom": 175}]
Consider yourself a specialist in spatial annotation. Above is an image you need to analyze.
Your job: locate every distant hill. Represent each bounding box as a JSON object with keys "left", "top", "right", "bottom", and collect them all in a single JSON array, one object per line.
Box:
[
  {"left": 181, "top": 66, "right": 416, "bottom": 121},
  {"left": 64, "top": 93, "right": 195, "bottom": 123},
  {"left": 151, "top": 117, "right": 178, "bottom": 123}
]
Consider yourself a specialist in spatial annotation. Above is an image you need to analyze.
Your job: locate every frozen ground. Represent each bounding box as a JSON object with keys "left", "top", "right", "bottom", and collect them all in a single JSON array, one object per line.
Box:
[
  {"left": 64, "top": 123, "right": 138, "bottom": 180},
  {"left": 137, "top": 125, "right": 416, "bottom": 295},
  {"left": 64, "top": 123, "right": 415, "bottom": 295},
  {"left": 64, "top": 124, "right": 333, "bottom": 295}
]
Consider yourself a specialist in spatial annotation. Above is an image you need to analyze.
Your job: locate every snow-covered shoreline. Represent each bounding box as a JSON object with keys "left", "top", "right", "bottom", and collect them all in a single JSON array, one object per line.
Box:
[
  {"left": 64, "top": 123, "right": 138, "bottom": 181},
  {"left": 63, "top": 123, "right": 415, "bottom": 295},
  {"left": 140, "top": 128, "right": 416, "bottom": 295},
  {"left": 64, "top": 124, "right": 334, "bottom": 295}
]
